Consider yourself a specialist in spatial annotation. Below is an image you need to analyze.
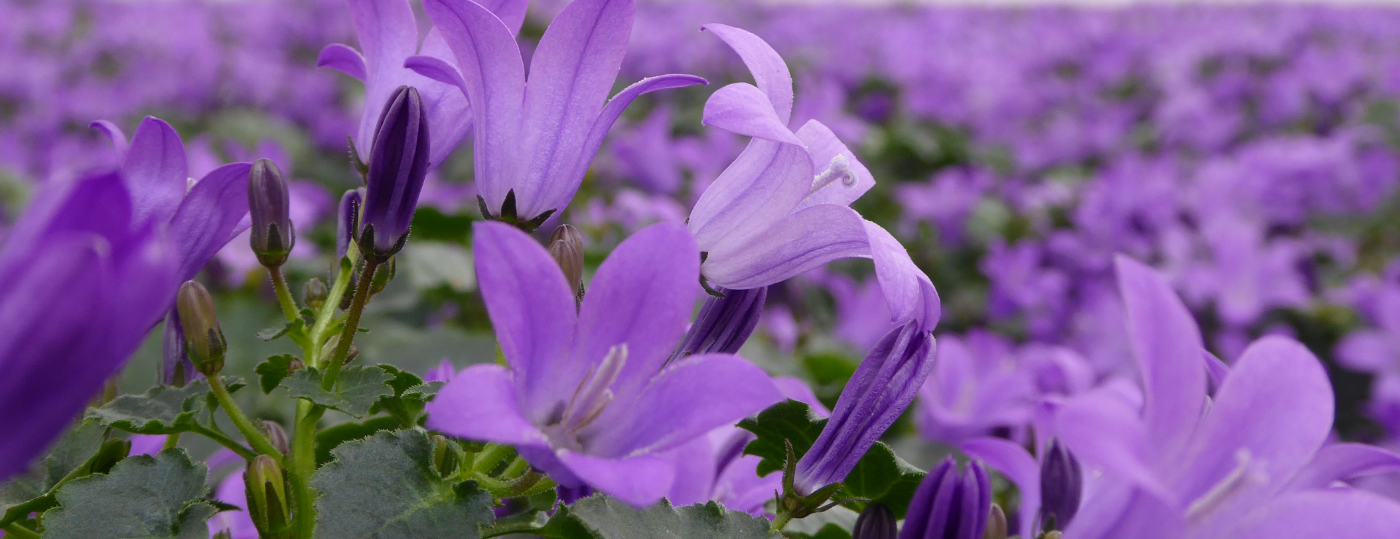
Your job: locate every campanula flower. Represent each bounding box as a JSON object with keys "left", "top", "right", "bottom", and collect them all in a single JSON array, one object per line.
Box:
[
  {"left": 900, "top": 457, "right": 991, "bottom": 539},
  {"left": 415, "top": 0, "right": 707, "bottom": 228},
  {"left": 359, "top": 85, "right": 430, "bottom": 259},
  {"left": 426, "top": 221, "right": 780, "bottom": 506}
]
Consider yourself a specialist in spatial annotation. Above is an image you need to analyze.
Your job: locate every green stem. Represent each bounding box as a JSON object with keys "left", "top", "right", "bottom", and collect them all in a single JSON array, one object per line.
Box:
[
  {"left": 289, "top": 400, "right": 323, "bottom": 539},
  {"left": 269, "top": 266, "right": 301, "bottom": 323},
  {"left": 3, "top": 522, "right": 41, "bottom": 539},
  {"left": 500, "top": 455, "right": 528, "bottom": 479},
  {"left": 769, "top": 512, "right": 793, "bottom": 534},
  {"left": 192, "top": 426, "right": 259, "bottom": 461},
  {"left": 309, "top": 248, "right": 360, "bottom": 367},
  {"left": 472, "top": 444, "right": 515, "bottom": 474},
  {"left": 321, "top": 260, "right": 378, "bottom": 392},
  {"left": 162, "top": 432, "right": 181, "bottom": 450},
  {"left": 207, "top": 375, "right": 284, "bottom": 465}
]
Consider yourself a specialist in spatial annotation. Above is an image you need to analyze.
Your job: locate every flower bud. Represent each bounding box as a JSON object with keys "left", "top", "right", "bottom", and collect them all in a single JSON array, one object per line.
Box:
[
  {"left": 672, "top": 286, "right": 765, "bottom": 361},
  {"left": 983, "top": 504, "right": 1008, "bottom": 539},
  {"left": 212, "top": 531, "right": 233, "bottom": 539},
  {"left": 359, "top": 85, "right": 430, "bottom": 261},
  {"left": 336, "top": 188, "right": 364, "bottom": 263},
  {"left": 248, "top": 159, "right": 295, "bottom": 268},
  {"left": 901, "top": 457, "right": 991, "bottom": 539},
  {"left": 176, "top": 281, "right": 225, "bottom": 377},
  {"left": 303, "top": 278, "right": 328, "bottom": 311},
  {"left": 1038, "top": 438, "right": 1082, "bottom": 532},
  {"left": 431, "top": 434, "right": 461, "bottom": 479},
  {"left": 853, "top": 503, "right": 897, "bottom": 539},
  {"left": 548, "top": 224, "right": 585, "bottom": 301},
  {"left": 245, "top": 454, "right": 292, "bottom": 538},
  {"left": 258, "top": 420, "right": 291, "bottom": 456},
  {"left": 370, "top": 256, "right": 396, "bottom": 295}
]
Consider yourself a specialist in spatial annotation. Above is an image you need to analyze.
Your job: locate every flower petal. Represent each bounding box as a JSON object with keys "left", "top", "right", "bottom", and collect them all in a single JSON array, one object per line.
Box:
[
  {"left": 425, "top": 364, "right": 548, "bottom": 446},
  {"left": 961, "top": 437, "right": 1040, "bottom": 530},
  {"left": 1064, "top": 479, "right": 1184, "bottom": 539},
  {"left": 122, "top": 116, "right": 189, "bottom": 226},
  {"left": 470, "top": 221, "right": 577, "bottom": 424},
  {"left": 516, "top": 0, "right": 634, "bottom": 220},
  {"left": 1054, "top": 388, "right": 1172, "bottom": 503},
  {"left": 702, "top": 24, "right": 793, "bottom": 124},
  {"left": 557, "top": 450, "right": 674, "bottom": 508},
  {"left": 1210, "top": 490, "right": 1400, "bottom": 539},
  {"left": 416, "top": 28, "right": 476, "bottom": 166},
  {"left": 865, "top": 222, "right": 940, "bottom": 330},
  {"left": 1174, "top": 336, "right": 1333, "bottom": 504},
  {"left": 347, "top": 0, "right": 420, "bottom": 155},
  {"left": 423, "top": 0, "right": 524, "bottom": 211},
  {"left": 88, "top": 120, "right": 128, "bottom": 155},
  {"left": 792, "top": 120, "right": 875, "bottom": 211},
  {"left": 1113, "top": 255, "right": 1206, "bottom": 462},
  {"left": 702, "top": 83, "right": 801, "bottom": 145},
  {"left": 169, "top": 163, "right": 252, "bottom": 282},
  {"left": 576, "top": 222, "right": 698, "bottom": 407},
  {"left": 702, "top": 204, "right": 869, "bottom": 290},
  {"left": 585, "top": 353, "right": 781, "bottom": 458},
  {"left": 1285, "top": 443, "right": 1400, "bottom": 491},
  {"left": 404, "top": 54, "right": 465, "bottom": 93},
  {"left": 317, "top": 43, "right": 368, "bottom": 81},
  {"left": 687, "top": 139, "right": 814, "bottom": 252},
  {"left": 474, "top": 0, "right": 529, "bottom": 35}
]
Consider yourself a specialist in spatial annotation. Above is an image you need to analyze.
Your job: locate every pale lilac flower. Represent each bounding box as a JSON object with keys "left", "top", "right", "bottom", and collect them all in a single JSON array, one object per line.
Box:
[{"left": 426, "top": 221, "right": 780, "bottom": 506}]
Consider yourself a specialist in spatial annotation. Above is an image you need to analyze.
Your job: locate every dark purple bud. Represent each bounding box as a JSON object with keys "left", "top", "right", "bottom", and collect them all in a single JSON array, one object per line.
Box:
[
  {"left": 258, "top": 420, "right": 291, "bottom": 456},
  {"left": 359, "top": 85, "right": 430, "bottom": 261},
  {"left": 853, "top": 503, "right": 897, "bottom": 539},
  {"left": 1038, "top": 439, "right": 1082, "bottom": 532},
  {"left": 984, "top": 505, "right": 1008, "bottom": 539},
  {"left": 336, "top": 188, "right": 364, "bottom": 262},
  {"left": 176, "top": 281, "right": 225, "bottom": 377},
  {"left": 548, "top": 224, "right": 585, "bottom": 301},
  {"left": 900, "top": 458, "right": 991, "bottom": 539},
  {"left": 160, "top": 309, "right": 196, "bottom": 387},
  {"left": 794, "top": 322, "right": 935, "bottom": 494},
  {"left": 671, "top": 286, "right": 766, "bottom": 361},
  {"left": 248, "top": 159, "right": 294, "bottom": 268}
]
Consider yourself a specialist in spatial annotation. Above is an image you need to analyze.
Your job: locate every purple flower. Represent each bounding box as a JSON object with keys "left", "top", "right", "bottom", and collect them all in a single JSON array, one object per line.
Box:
[
  {"left": 359, "top": 85, "right": 430, "bottom": 258},
  {"left": 672, "top": 286, "right": 767, "bottom": 359},
  {"left": 0, "top": 171, "right": 178, "bottom": 481},
  {"left": 900, "top": 457, "right": 991, "bottom": 539},
  {"left": 416, "top": 0, "right": 707, "bottom": 226},
  {"left": 426, "top": 221, "right": 781, "bottom": 506},
  {"left": 1047, "top": 256, "right": 1400, "bottom": 538},
  {"left": 317, "top": 0, "right": 498, "bottom": 166},
  {"left": 793, "top": 321, "right": 935, "bottom": 495},
  {"left": 687, "top": 24, "right": 939, "bottom": 331}
]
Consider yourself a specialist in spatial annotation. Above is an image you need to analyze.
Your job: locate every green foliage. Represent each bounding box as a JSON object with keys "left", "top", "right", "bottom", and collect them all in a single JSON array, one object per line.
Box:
[
  {"left": 312, "top": 430, "right": 494, "bottom": 539},
  {"left": 314, "top": 416, "right": 400, "bottom": 466},
  {"left": 0, "top": 421, "right": 109, "bottom": 527},
  {"left": 42, "top": 449, "right": 217, "bottom": 539},
  {"left": 87, "top": 378, "right": 243, "bottom": 435},
  {"left": 256, "top": 318, "right": 309, "bottom": 348},
  {"left": 256, "top": 354, "right": 299, "bottom": 394},
  {"left": 519, "top": 496, "right": 777, "bottom": 539},
  {"left": 280, "top": 366, "right": 394, "bottom": 418},
  {"left": 370, "top": 365, "right": 444, "bottom": 427}
]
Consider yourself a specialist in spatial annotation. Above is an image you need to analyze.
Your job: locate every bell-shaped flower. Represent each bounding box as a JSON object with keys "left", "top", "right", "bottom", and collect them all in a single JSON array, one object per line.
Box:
[
  {"left": 317, "top": 0, "right": 519, "bottom": 166},
  {"left": 426, "top": 221, "right": 781, "bottom": 506},
  {"left": 900, "top": 457, "right": 992, "bottom": 539},
  {"left": 0, "top": 171, "right": 179, "bottom": 481},
  {"left": 1047, "top": 256, "right": 1400, "bottom": 539},
  {"left": 687, "top": 25, "right": 938, "bottom": 331},
  {"left": 90, "top": 117, "right": 252, "bottom": 385},
  {"left": 415, "top": 0, "right": 707, "bottom": 227}
]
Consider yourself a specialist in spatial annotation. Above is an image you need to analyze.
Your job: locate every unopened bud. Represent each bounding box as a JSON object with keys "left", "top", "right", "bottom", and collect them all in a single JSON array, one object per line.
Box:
[
  {"left": 431, "top": 434, "right": 460, "bottom": 479},
  {"left": 369, "top": 257, "right": 395, "bottom": 295},
  {"left": 303, "top": 278, "right": 328, "bottom": 311},
  {"left": 212, "top": 531, "right": 233, "bottom": 539},
  {"left": 245, "top": 455, "right": 292, "bottom": 538},
  {"left": 359, "top": 86, "right": 429, "bottom": 261},
  {"left": 288, "top": 357, "right": 306, "bottom": 374},
  {"left": 548, "top": 224, "right": 585, "bottom": 301},
  {"left": 248, "top": 159, "right": 295, "bottom": 268},
  {"left": 258, "top": 420, "right": 291, "bottom": 455},
  {"left": 176, "top": 281, "right": 225, "bottom": 377},
  {"left": 983, "top": 504, "right": 1009, "bottom": 539},
  {"left": 1039, "top": 438, "right": 1083, "bottom": 532},
  {"left": 852, "top": 503, "right": 896, "bottom": 539},
  {"left": 336, "top": 188, "right": 364, "bottom": 263}
]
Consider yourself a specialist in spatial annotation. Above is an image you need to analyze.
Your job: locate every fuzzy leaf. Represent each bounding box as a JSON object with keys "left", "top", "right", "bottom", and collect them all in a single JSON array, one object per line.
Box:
[
  {"left": 737, "top": 400, "right": 827, "bottom": 477},
  {"left": 280, "top": 366, "right": 393, "bottom": 418},
  {"left": 256, "top": 354, "right": 299, "bottom": 394},
  {"left": 312, "top": 430, "right": 494, "bottom": 539},
  {"left": 87, "top": 378, "right": 243, "bottom": 435},
  {"left": 42, "top": 449, "right": 214, "bottom": 539},
  {"left": 0, "top": 421, "right": 109, "bottom": 527},
  {"left": 528, "top": 496, "right": 777, "bottom": 539}
]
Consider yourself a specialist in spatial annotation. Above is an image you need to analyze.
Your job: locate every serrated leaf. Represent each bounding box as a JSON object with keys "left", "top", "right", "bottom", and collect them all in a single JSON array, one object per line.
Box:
[
  {"left": 1, "top": 422, "right": 116, "bottom": 527},
  {"left": 87, "top": 378, "right": 242, "bottom": 435},
  {"left": 280, "top": 366, "right": 393, "bottom": 418},
  {"left": 737, "top": 400, "right": 827, "bottom": 477},
  {"left": 315, "top": 416, "right": 399, "bottom": 466},
  {"left": 256, "top": 354, "right": 299, "bottom": 394},
  {"left": 532, "top": 496, "right": 777, "bottom": 539},
  {"left": 42, "top": 449, "right": 212, "bottom": 539},
  {"left": 843, "top": 446, "right": 924, "bottom": 519},
  {"left": 312, "top": 430, "right": 494, "bottom": 539},
  {"left": 785, "top": 506, "right": 858, "bottom": 539},
  {"left": 370, "top": 366, "right": 444, "bottom": 427}
]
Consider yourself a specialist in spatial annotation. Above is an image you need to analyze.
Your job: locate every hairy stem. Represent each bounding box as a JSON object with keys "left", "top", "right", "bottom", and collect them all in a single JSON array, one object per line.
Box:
[
  {"left": 3, "top": 522, "right": 41, "bottom": 539},
  {"left": 321, "top": 260, "right": 378, "bottom": 392},
  {"left": 290, "top": 400, "right": 323, "bottom": 539},
  {"left": 207, "top": 375, "right": 284, "bottom": 465},
  {"left": 191, "top": 425, "right": 257, "bottom": 461},
  {"left": 269, "top": 266, "right": 301, "bottom": 324}
]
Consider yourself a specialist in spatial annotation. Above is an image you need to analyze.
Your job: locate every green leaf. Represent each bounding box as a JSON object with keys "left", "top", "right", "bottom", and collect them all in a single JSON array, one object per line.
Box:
[
  {"left": 42, "top": 449, "right": 214, "bottom": 539},
  {"left": 784, "top": 506, "right": 858, "bottom": 539},
  {"left": 256, "top": 318, "right": 306, "bottom": 343},
  {"left": 0, "top": 421, "right": 110, "bottom": 527},
  {"left": 87, "top": 378, "right": 243, "bottom": 435},
  {"left": 280, "top": 366, "right": 393, "bottom": 418},
  {"left": 737, "top": 400, "right": 826, "bottom": 477},
  {"left": 255, "top": 354, "right": 299, "bottom": 394},
  {"left": 530, "top": 496, "right": 777, "bottom": 539},
  {"left": 315, "top": 416, "right": 400, "bottom": 466},
  {"left": 370, "top": 365, "right": 445, "bottom": 427},
  {"left": 312, "top": 430, "right": 494, "bottom": 539}
]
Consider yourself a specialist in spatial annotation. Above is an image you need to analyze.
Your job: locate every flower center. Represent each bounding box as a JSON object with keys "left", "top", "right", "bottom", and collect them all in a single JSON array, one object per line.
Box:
[
  {"left": 544, "top": 344, "right": 628, "bottom": 451},
  {"left": 808, "top": 154, "right": 855, "bottom": 196}
]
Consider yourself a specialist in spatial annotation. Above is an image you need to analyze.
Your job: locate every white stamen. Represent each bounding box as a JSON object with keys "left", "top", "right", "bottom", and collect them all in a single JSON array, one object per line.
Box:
[
  {"left": 561, "top": 344, "right": 628, "bottom": 432},
  {"left": 186, "top": 177, "right": 198, "bottom": 194},
  {"left": 1185, "top": 449, "right": 1269, "bottom": 522},
  {"left": 809, "top": 154, "right": 855, "bottom": 194}
]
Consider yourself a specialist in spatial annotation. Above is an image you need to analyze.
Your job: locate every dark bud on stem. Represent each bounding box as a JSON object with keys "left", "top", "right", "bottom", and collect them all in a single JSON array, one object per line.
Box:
[
  {"left": 984, "top": 504, "right": 1008, "bottom": 539},
  {"left": 1038, "top": 439, "right": 1083, "bottom": 533},
  {"left": 303, "top": 278, "right": 328, "bottom": 311},
  {"left": 336, "top": 188, "right": 364, "bottom": 263},
  {"left": 258, "top": 420, "right": 291, "bottom": 456},
  {"left": 359, "top": 85, "right": 429, "bottom": 262},
  {"left": 176, "top": 281, "right": 225, "bottom": 377},
  {"left": 248, "top": 159, "right": 295, "bottom": 268},
  {"left": 245, "top": 454, "right": 293, "bottom": 539},
  {"left": 548, "top": 224, "right": 585, "bottom": 302},
  {"left": 853, "top": 503, "right": 897, "bottom": 539},
  {"left": 902, "top": 457, "right": 991, "bottom": 539}
]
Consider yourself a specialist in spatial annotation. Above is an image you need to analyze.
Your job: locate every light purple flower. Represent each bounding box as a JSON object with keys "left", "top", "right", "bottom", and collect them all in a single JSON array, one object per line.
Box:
[
  {"left": 415, "top": 0, "right": 706, "bottom": 225},
  {"left": 426, "top": 221, "right": 781, "bottom": 506}
]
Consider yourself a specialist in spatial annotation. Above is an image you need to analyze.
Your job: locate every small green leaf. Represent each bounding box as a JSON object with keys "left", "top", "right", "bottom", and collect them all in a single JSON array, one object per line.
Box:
[
  {"left": 1, "top": 422, "right": 119, "bottom": 527},
  {"left": 837, "top": 444, "right": 924, "bottom": 518},
  {"left": 255, "top": 354, "right": 299, "bottom": 394},
  {"left": 370, "top": 365, "right": 444, "bottom": 427},
  {"left": 87, "top": 378, "right": 243, "bottom": 435},
  {"left": 737, "top": 400, "right": 827, "bottom": 477},
  {"left": 280, "top": 366, "right": 393, "bottom": 418},
  {"left": 315, "top": 416, "right": 400, "bottom": 466},
  {"left": 42, "top": 449, "right": 213, "bottom": 539},
  {"left": 312, "top": 430, "right": 494, "bottom": 539},
  {"left": 257, "top": 318, "right": 309, "bottom": 348},
  {"left": 531, "top": 496, "right": 777, "bottom": 539}
]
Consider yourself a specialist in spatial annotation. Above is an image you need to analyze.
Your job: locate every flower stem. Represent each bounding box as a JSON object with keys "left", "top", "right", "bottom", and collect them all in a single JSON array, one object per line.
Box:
[
  {"left": 289, "top": 400, "right": 323, "bottom": 539},
  {"left": 207, "top": 375, "right": 284, "bottom": 465},
  {"left": 162, "top": 432, "right": 181, "bottom": 450},
  {"left": 472, "top": 444, "right": 515, "bottom": 474},
  {"left": 192, "top": 425, "right": 258, "bottom": 461},
  {"left": 310, "top": 249, "right": 360, "bottom": 368},
  {"left": 3, "top": 522, "right": 41, "bottom": 539},
  {"left": 769, "top": 511, "right": 794, "bottom": 534},
  {"left": 269, "top": 266, "right": 301, "bottom": 323},
  {"left": 321, "top": 260, "right": 378, "bottom": 392}
]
